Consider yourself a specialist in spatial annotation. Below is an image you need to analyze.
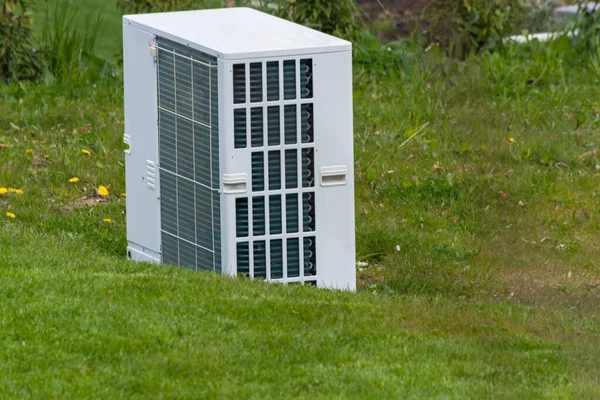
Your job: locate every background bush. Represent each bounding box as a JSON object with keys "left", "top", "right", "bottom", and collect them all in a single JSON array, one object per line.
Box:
[
  {"left": 0, "top": 0, "right": 41, "bottom": 81},
  {"left": 422, "top": 0, "right": 524, "bottom": 59}
]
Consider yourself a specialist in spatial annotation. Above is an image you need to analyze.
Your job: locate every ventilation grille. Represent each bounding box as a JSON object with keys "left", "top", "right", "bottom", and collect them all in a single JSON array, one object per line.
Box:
[
  {"left": 232, "top": 58, "right": 316, "bottom": 284},
  {"left": 156, "top": 37, "right": 220, "bottom": 272}
]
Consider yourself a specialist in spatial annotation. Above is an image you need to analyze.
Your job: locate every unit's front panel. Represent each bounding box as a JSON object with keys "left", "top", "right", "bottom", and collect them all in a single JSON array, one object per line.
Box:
[
  {"left": 221, "top": 51, "right": 355, "bottom": 290},
  {"left": 155, "top": 37, "right": 221, "bottom": 272},
  {"left": 220, "top": 56, "right": 318, "bottom": 284}
]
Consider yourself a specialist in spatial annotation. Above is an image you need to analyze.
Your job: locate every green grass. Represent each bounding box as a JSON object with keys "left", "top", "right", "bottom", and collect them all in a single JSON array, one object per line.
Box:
[{"left": 1, "top": 1, "right": 600, "bottom": 398}]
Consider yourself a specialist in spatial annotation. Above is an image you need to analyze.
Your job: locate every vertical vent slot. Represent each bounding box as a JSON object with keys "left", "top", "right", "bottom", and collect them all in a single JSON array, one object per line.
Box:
[
  {"left": 284, "top": 104, "right": 297, "bottom": 145},
  {"left": 286, "top": 193, "right": 299, "bottom": 233},
  {"left": 283, "top": 60, "right": 296, "bottom": 100},
  {"left": 302, "top": 148, "right": 314, "bottom": 188},
  {"left": 270, "top": 239, "right": 283, "bottom": 279},
  {"left": 301, "top": 59, "right": 313, "bottom": 99},
  {"left": 251, "top": 152, "right": 265, "bottom": 192},
  {"left": 304, "top": 237, "right": 317, "bottom": 276},
  {"left": 269, "top": 195, "right": 282, "bottom": 234},
  {"left": 268, "top": 150, "right": 281, "bottom": 190},
  {"left": 253, "top": 241, "right": 267, "bottom": 278},
  {"left": 267, "top": 106, "right": 280, "bottom": 146},
  {"left": 234, "top": 108, "right": 247, "bottom": 149},
  {"left": 301, "top": 104, "right": 314, "bottom": 143},
  {"left": 235, "top": 197, "right": 249, "bottom": 238},
  {"left": 266, "top": 61, "right": 279, "bottom": 101},
  {"left": 233, "top": 64, "right": 246, "bottom": 104},
  {"left": 252, "top": 196, "right": 266, "bottom": 236},
  {"left": 237, "top": 242, "right": 250, "bottom": 276},
  {"left": 285, "top": 149, "right": 298, "bottom": 189},
  {"left": 287, "top": 238, "right": 300, "bottom": 278},
  {"left": 250, "top": 107, "right": 264, "bottom": 147},
  {"left": 303, "top": 192, "right": 315, "bottom": 232},
  {"left": 249, "top": 62, "right": 263, "bottom": 103}
]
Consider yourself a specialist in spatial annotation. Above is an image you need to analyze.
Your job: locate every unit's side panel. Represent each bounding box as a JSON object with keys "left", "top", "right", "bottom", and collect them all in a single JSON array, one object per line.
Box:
[
  {"left": 123, "top": 24, "right": 161, "bottom": 263},
  {"left": 312, "top": 51, "right": 355, "bottom": 291}
]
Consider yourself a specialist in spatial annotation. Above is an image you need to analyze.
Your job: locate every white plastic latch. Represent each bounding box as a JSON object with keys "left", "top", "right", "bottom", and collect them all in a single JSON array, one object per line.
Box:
[
  {"left": 320, "top": 165, "right": 347, "bottom": 187},
  {"left": 149, "top": 45, "right": 157, "bottom": 58},
  {"left": 222, "top": 173, "right": 248, "bottom": 194}
]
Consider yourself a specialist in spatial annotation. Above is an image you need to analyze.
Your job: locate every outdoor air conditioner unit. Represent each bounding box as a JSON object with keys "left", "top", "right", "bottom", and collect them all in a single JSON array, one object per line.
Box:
[{"left": 123, "top": 7, "right": 355, "bottom": 290}]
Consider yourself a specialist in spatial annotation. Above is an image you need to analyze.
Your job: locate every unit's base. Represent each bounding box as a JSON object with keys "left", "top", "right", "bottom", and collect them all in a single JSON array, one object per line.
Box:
[{"left": 127, "top": 242, "right": 160, "bottom": 264}]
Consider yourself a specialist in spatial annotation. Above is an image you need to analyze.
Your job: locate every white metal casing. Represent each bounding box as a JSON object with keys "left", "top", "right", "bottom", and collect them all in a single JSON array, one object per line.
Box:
[{"left": 123, "top": 8, "right": 355, "bottom": 290}]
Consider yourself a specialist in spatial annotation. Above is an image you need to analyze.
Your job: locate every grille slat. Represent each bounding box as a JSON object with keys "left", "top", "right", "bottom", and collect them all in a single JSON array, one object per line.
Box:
[
  {"left": 251, "top": 107, "right": 264, "bottom": 147},
  {"left": 251, "top": 152, "right": 265, "bottom": 191},
  {"left": 287, "top": 238, "right": 300, "bottom": 278},
  {"left": 269, "top": 195, "right": 282, "bottom": 235},
  {"left": 283, "top": 60, "right": 296, "bottom": 100},
  {"left": 271, "top": 239, "right": 283, "bottom": 279},
  {"left": 233, "top": 64, "right": 246, "bottom": 104},
  {"left": 249, "top": 62, "right": 263, "bottom": 103},
  {"left": 267, "top": 106, "right": 280, "bottom": 146},
  {"left": 304, "top": 237, "right": 317, "bottom": 276},
  {"left": 285, "top": 149, "right": 298, "bottom": 189},
  {"left": 284, "top": 104, "right": 297, "bottom": 145},
  {"left": 234, "top": 108, "right": 247, "bottom": 149},
  {"left": 253, "top": 196, "right": 266, "bottom": 236},
  {"left": 237, "top": 242, "right": 250, "bottom": 276},
  {"left": 266, "top": 61, "right": 279, "bottom": 101},
  {"left": 268, "top": 150, "right": 281, "bottom": 190},
  {"left": 286, "top": 193, "right": 299, "bottom": 233},
  {"left": 301, "top": 59, "right": 313, "bottom": 99},
  {"left": 254, "top": 241, "right": 267, "bottom": 278},
  {"left": 235, "top": 197, "right": 249, "bottom": 238}
]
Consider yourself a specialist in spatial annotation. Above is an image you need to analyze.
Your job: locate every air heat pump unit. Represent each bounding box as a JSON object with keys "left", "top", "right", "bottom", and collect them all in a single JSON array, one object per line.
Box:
[{"left": 123, "top": 7, "right": 355, "bottom": 290}]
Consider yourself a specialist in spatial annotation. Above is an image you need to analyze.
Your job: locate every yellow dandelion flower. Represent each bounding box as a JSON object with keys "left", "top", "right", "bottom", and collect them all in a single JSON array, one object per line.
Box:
[
  {"left": 508, "top": 137, "right": 515, "bottom": 143},
  {"left": 81, "top": 149, "right": 91, "bottom": 156},
  {"left": 44, "top": 155, "right": 50, "bottom": 159},
  {"left": 26, "top": 149, "right": 32, "bottom": 154},
  {"left": 97, "top": 185, "right": 109, "bottom": 197},
  {"left": 69, "top": 177, "right": 80, "bottom": 183},
  {"left": 6, "top": 212, "right": 15, "bottom": 219},
  {"left": 8, "top": 188, "right": 24, "bottom": 195},
  {"left": 0, "top": 188, "right": 7, "bottom": 195},
  {"left": 103, "top": 218, "right": 112, "bottom": 223},
  {"left": 120, "top": 193, "right": 126, "bottom": 197}
]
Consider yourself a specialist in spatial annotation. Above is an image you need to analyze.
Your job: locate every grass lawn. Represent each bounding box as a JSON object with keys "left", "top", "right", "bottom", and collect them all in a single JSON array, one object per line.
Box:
[{"left": 1, "top": 0, "right": 599, "bottom": 398}]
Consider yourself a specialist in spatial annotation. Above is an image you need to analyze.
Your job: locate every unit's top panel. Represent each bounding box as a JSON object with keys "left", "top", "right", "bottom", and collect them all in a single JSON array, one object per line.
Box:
[{"left": 123, "top": 7, "right": 352, "bottom": 60}]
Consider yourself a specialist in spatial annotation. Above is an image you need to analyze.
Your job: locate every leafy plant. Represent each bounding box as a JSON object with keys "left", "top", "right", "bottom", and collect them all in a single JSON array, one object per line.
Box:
[
  {"left": 270, "top": 0, "right": 360, "bottom": 38},
  {"left": 39, "top": 0, "right": 105, "bottom": 81},
  {"left": 0, "top": 0, "right": 41, "bottom": 81},
  {"left": 566, "top": 0, "right": 600, "bottom": 52},
  {"left": 422, "top": 0, "right": 524, "bottom": 59},
  {"left": 116, "top": 0, "right": 223, "bottom": 13}
]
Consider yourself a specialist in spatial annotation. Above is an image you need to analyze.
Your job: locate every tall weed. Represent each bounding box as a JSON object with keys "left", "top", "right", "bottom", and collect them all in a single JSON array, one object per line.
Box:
[{"left": 40, "top": 1, "right": 104, "bottom": 82}]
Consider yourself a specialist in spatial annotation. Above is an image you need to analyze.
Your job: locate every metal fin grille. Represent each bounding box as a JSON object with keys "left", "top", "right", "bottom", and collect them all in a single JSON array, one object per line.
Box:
[
  {"left": 233, "top": 57, "right": 317, "bottom": 284},
  {"left": 157, "top": 37, "right": 220, "bottom": 273}
]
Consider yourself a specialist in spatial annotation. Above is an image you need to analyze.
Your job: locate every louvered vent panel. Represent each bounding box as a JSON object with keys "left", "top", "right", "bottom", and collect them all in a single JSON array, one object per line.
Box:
[
  {"left": 250, "top": 107, "right": 264, "bottom": 147},
  {"left": 236, "top": 197, "right": 249, "bottom": 237},
  {"left": 304, "top": 237, "right": 317, "bottom": 276},
  {"left": 303, "top": 192, "right": 315, "bottom": 232},
  {"left": 284, "top": 105, "right": 297, "bottom": 144},
  {"left": 250, "top": 62, "right": 263, "bottom": 103},
  {"left": 253, "top": 196, "right": 266, "bottom": 236},
  {"left": 268, "top": 150, "right": 281, "bottom": 190},
  {"left": 157, "top": 37, "right": 220, "bottom": 273},
  {"left": 251, "top": 152, "right": 265, "bottom": 191},
  {"left": 286, "top": 193, "right": 299, "bottom": 233},
  {"left": 301, "top": 59, "right": 313, "bottom": 99},
  {"left": 271, "top": 239, "right": 283, "bottom": 279},
  {"left": 234, "top": 108, "right": 247, "bottom": 149},
  {"left": 269, "top": 195, "right": 282, "bottom": 234},
  {"left": 266, "top": 61, "right": 279, "bottom": 101},
  {"left": 253, "top": 241, "right": 267, "bottom": 278},
  {"left": 285, "top": 149, "right": 298, "bottom": 189},
  {"left": 233, "top": 64, "right": 246, "bottom": 104},
  {"left": 237, "top": 242, "right": 250, "bottom": 276},
  {"left": 287, "top": 238, "right": 300, "bottom": 278},
  {"left": 283, "top": 60, "right": 296, "bottom": 100},
  {"left": 301, "top": 104, "right": 313, "bottom": 143},
  {"left": 267, "top": 106, "right": 280, "bottom": 146}
]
